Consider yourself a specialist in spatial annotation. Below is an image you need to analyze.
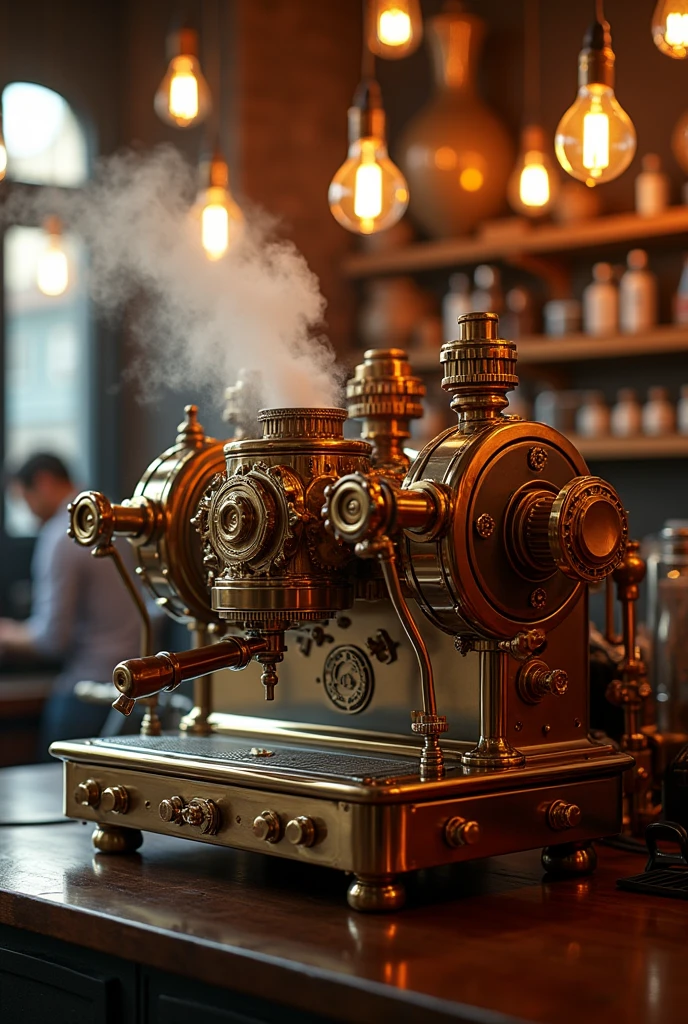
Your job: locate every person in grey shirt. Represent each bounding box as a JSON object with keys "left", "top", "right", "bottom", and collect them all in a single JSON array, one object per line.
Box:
[{"left": 0, "top": 453, "right": 141, "bottom": 757}]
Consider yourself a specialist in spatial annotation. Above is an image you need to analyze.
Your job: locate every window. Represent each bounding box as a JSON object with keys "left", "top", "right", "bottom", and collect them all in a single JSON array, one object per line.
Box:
[{"left": 2, "top": 83, "right": 91, "bottom": 536}]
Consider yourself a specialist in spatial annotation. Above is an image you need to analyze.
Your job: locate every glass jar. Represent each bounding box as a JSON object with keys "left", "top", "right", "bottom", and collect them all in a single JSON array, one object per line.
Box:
[{"left": 646, "top": 520, "right": 688, "bottom": 734}]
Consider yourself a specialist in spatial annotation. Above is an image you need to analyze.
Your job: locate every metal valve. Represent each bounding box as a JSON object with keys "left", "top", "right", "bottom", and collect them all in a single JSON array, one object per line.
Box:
[
  {"left": 181, "top": 797, "right": 221, "bottom": 835},
  {"left": 517, "top": 659, "right": 568, "bottom": 704},
  {"left": 100, "top": 785, "right": 129, "bottom": 815},
  {"left": 252, "top": 809, "right": 282, "bottom": 843},
  {"left": 159, "top": 796, "right": 185, "bottom": 825},
  {"left": 74, "top": 779, "right": 101, "bottom": 807},
  {"left": 547, "top": 800, "right": 582, "bottom": 831},
  {"left": 444, "top": 815, "right": 481, "bottom": 848}
]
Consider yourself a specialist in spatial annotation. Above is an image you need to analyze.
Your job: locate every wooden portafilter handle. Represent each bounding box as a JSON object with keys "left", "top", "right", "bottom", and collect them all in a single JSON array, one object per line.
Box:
[{"left": 111, "top": 635, "right": 269, "bottom": 715}]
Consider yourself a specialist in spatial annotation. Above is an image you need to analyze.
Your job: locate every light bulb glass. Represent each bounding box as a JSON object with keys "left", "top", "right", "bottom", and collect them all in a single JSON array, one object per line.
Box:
[
  {"left": 367, "top": 0, "right": 422, "bottom": 59},
  {"left": 329, "top": 136, "right": 408, "bottom": 234},
  {"left": 37, "top": 235, "right": 69, "bottom": 297},
  {"left": 194, "top": 184, "right": 244, "bottom": 260},
  {"left": 507, "top": 127, "right": 559, "bottom": 216},
  {"left": 555, "top": 84, "right": 636, "bottom": 186},
  {"left": 653, "top": 1, "right": 688, "bottom": 58},
  {"left": 154, "top": 54, "right": 211, "bottom": 128},
  {"left": 0, "top": 138, "right": 7, "bottom": 181}
]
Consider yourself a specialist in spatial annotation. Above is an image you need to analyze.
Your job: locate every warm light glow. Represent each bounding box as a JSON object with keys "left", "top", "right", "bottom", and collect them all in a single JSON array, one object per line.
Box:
[
  {"left": 168, "top": 57, "right": 199, "bottom": 121},
  {"left": 378, "top": 7, "right": 412, "bottom": 46},
  {"left": 582, "top": 107, "right": 610, "bottom": 175},
  {"left": 653, "top": 1, "right": 688, "bottom": 57},
  {"left": 668, "top": 569, "right": 681, "bottom": 578},
  {"left": 0, "top": 140, "right": 6, "bottom": 181},
  {"left": 519, "top": 159, "right": 550, "bottom": 207},
  {"left": 37, "top": 236, "right": 69, "bottom": 296},
  {"left": 555, "top": 84, "right": 636, "bottom": 186},
  {"left": 368, "top": 0, "right": 422, "bottom": 58},
  {"left": 459, "top": 167, "right": 483, "bottom": 192},
  {"left": 194, "top": 183, "right": 244, "bottom": 261},
  {"left": 329, "top": 135, "right": 408, "bottom": 235},
  {"left": 154, "top": 49, "right": 211, "bottom": 128}
]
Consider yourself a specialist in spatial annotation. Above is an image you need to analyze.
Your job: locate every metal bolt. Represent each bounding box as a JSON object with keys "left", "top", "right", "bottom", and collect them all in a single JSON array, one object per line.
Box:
[
  {"left": 514, "top": 721, "right": 523, "bottom": 732},
  {"left": 530, "top": 587, "right": 547, "bottom": 609},
  {"left": 474, "top": 513, "right": 495, "bottom": 539},
  {"left": 528, "top": 446, "right": 548, "bottom": 472},
  {"left": 542, "top": 723, "right": 551, "bottom": 735}
]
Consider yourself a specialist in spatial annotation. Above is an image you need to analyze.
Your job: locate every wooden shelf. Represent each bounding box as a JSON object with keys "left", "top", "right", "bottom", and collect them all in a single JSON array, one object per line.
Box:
[
  {"left": 343, "top": 207, "right": 688, "bottom": 278},
  {"left": 568, "top": 434, "right": 688, "bottom": 460}
]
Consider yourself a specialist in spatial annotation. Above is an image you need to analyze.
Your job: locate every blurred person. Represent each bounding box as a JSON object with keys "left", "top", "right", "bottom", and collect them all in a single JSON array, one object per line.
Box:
[{"left": 0, "top": 453, "right": 141, "bottom": 758}]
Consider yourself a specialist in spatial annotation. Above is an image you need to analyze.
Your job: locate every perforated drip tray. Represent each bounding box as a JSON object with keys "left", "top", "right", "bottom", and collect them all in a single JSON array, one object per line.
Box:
[{"left": 91, "top": 733, "right": 430, "bottom": 784}]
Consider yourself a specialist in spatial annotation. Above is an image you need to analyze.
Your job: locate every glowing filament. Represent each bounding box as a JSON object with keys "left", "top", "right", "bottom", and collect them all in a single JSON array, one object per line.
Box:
[
  {"left": 666, "top": 11, "right": 688, "bottom": 45},
  {"left": 168, "top": 58, "right": 199, "bottom": 121},
  {"left": 519, "top": 158, "right": 550, "bottom": 207},
  {"left": 354, "top": 141, "right": 383, "bottom": 234},
  {"left": 583, "top": 109, "right": 610, "bottom": 174},
  {"left": 37, "top": 245, "right": 69, "bottom": 297},
  {"left": 201, "top": 203, "right": 229, "bottom": 261},
  {"left": 378, "top": 7, "right": 412, "bottom": 46}
]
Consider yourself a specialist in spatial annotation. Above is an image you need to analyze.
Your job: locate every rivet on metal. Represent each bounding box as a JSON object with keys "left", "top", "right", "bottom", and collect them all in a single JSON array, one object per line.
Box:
[
  {"left": 530, "top": 587, "right": 547, "bottom": 609},
  {"left": 542, "top": 723, "right": 551, "bottom": 735},
  {"left": 474, "top": 513, "right": 495, "bottom": 539},
  {"left": 574, "top": 718, "right": 581, "bottom": 728},
  {"left": 514, "top": 720, "right": 523, "bottom": 732},
  {"left": 528, "top": 446, "right": 548, "bottom": 472}
]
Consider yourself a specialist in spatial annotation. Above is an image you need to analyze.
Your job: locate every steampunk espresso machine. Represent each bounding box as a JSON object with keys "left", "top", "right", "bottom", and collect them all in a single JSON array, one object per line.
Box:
[{"left": 52, "top": 312, "right": 633, "bottom": 911}]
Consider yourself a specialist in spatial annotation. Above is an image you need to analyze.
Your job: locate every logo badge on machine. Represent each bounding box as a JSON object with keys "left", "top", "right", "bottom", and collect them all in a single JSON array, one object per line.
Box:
[{"left": 322, "top": 645, "right": 374, "bottom": 714}]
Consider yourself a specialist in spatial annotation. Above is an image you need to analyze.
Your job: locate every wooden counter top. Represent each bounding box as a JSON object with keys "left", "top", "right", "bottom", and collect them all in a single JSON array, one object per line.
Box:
[{"left": 1, "top": 764, "right": 687, "bottom": 1024}]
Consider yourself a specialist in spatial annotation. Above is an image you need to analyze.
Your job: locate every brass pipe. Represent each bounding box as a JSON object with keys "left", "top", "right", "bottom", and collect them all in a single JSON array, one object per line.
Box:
[
  {"left": 68, "top": 490, "right": 157, "bottom": 549},
  {"left": 461, "top": 643, "right": 526, "bottom": 770},
  {"left": 112, "top": 635, "right": 269, "bottom": 714}
]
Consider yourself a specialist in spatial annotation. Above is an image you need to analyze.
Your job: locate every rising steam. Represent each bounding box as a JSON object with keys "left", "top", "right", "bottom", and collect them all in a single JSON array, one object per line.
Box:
[{"left": 9, "top": 146, "right": 344, "bottom": 411}]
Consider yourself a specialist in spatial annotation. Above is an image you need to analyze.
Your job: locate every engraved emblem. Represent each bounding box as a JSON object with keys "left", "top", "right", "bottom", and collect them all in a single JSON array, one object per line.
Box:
[
  {"left": 527, "top": 446, "right": 548, "bottom": 472},
  {"left": 322, "top": 645, "right": 374, "bottom": 714}
]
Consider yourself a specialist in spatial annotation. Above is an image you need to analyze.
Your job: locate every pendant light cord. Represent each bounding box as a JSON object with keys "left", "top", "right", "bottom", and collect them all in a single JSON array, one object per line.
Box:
[
  {"left": 361, "top": 0, "right": 375, "bottom": 79},
  {"left": 595, "top": 0, "right": 606, "bottom": 24},
  {"left": 523, "top": 0, "right": 540, "bottom": 126}
]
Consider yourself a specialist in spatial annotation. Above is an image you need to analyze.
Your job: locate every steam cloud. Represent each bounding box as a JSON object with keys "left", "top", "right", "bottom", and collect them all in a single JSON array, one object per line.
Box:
[{"left": 10, "top": 146, "right": 345, "bottom": 412}]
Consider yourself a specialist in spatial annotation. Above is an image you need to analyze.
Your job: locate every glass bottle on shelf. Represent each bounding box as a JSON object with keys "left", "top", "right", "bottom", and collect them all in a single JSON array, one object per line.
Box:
[
  {"left": 678, "top": 384, "right": 688, "bottom": 434},
  {"left": 442, "top": 272, "right": 472, "bottom": 342},
  {"left": 645, "top": 521, "right": 688, "bottom": 735},
  {"left": 583, "top": 262, "right": 619, "bottom": 337},
  {"left": 634, "top": 154, "right": 670, "bottom": 217},
  {"left": 471, "top": 264, "right": 503, "bottom": 314},
  {"left": 642, "top": 386, "right": 676, "bottom": 436},
  {"left": 619, "top": 249, "right": 658, "bottom": 334},
  {"left": 575, "top": 390, "right": 610, "bottom": 438},
  {"left": 610, "top": 387, "right": 643, "bottom": 437},
  {"left": 674, "top": 256, "right": 688, "bottom": 324}
]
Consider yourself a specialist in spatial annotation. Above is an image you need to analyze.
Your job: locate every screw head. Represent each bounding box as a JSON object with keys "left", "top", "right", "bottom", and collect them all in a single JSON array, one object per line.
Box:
[
  {"left": 530, "top": 587, "right": 547, "bottom": 609},
  {"left": 474, "top": 513, "right": 495, "bottom": 539},
  {"left": 528, "top": 446, "right": 548, "bottom": 472}
]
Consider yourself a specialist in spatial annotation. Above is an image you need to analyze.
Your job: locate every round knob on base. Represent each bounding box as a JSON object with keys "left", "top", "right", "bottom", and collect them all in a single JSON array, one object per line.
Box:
[
  {"left": 444, "top": 816, "right": 481, "bottom": 848},
  {"left": 181, "top": 797, "right": 221, "bottom": 835},
  {"left": 517, "top": 660, "right": 569, "bottom": 704},
  {"left": 100, "top": 785, "right": 129, "bottom": 815},
  {"left": 285, "top": 816, "right": 317, "bottom": 847},
  {"left": 159, "top": 796, "right": 185, "bottom": 825},
  {"left": 547, "top": 800, "right": 582, "bottom": 831},
  {"left": 74, "top": 779, "right": 101, "bottom": 807},
  {"left": 252, "top": 809, "right": 282, "bottom": 843}
]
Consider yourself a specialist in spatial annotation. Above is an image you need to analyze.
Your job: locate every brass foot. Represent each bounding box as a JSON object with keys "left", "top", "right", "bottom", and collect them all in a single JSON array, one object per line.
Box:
[
  {"left": 461, "top": 737, "right": 526, "bottom": 770},
  {"left": 179, "top": 705, "right": 213, "bottom": 735},
  {"left": 346, "top": 874, "right": 406, "bottom": 913},
  {"left": 92, "top": 824, "right": 144, "bottom": 855},
  {"left": 541, "top": 841, "right": 597, "bottom": 877}
]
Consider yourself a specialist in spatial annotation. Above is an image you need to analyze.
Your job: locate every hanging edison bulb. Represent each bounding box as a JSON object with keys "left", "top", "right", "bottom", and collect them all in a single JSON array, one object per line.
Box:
[
  {"left": 508, "top": 125, "right": 559, "bottom": 216},
  {"left": 192, "top": 147, "right": 244, "bottom": 261},
  {"left": 154, "top": 26, "right": 211, "bottom": 128},
  {"left": 367, "top": 0, "right": 422, "bottom": 59},
  {"left": 329, "top": 79, "right": 409, "bottom": 235},
  {"left": 37, "top": 216, "right": 69, "bottom": 297},
  {"left": 652, "top": 0, "right": 688, "bottom": 58},
  {"left": 0, "top": 113, "right": 7, "bottom": 182},
  {"left": 555, "top": 19, "right": 636, "bottom": 187}
]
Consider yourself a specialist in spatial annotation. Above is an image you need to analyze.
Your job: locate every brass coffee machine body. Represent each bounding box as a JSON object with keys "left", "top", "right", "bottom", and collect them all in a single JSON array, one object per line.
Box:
[{"left": 52, "top": 319, "right": 632, "bottom": 911}]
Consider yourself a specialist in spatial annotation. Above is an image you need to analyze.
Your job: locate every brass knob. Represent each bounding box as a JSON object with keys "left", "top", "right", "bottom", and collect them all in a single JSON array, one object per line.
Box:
[
  {"left": 517, "top": 659, "right": 569, "bottom": 704},
  {"left": 74, "top": 779, "right": 100, "bottom": 807},
  {"left": 285, "top": 816, "right": 317, "bottom": 847},
  {"left": 252, "top": 809, "right": 282, "bottom": 843},
  {"left": 181, "top": 797, "right": 221, "bottom": 835},
  {"left": 547, "top": 800, "right": 582, "bottom": 831},
  {"left": 100, "top": 785, "right": 129, "bottom": 815},
  {"left": 549, "top": 476, "right": 627, "bottom": 583},
  {"left": 159, "top": 796, "right": 185, "bottom": 825},
  {"left": 444, "top": 815, "right": 481, "bottom": 848}
]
